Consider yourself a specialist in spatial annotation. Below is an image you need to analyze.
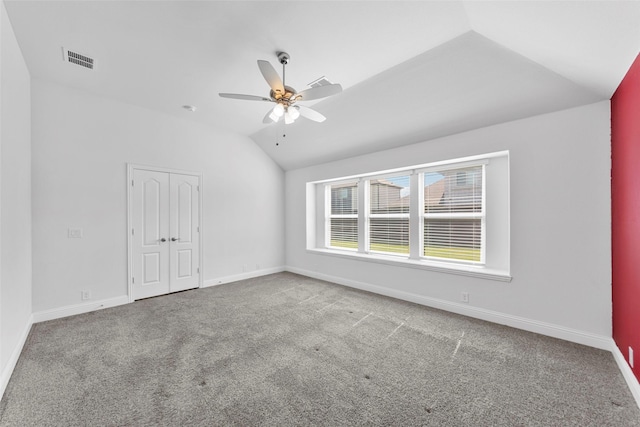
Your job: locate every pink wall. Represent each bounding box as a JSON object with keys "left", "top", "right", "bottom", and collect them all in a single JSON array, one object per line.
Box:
[{"left": 612, "top": 53, "right": 640, "bottom": 381}]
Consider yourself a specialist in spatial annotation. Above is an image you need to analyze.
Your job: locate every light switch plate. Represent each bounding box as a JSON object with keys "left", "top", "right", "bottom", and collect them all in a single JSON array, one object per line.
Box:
[{"left": 68, "top": 228, "right": 83, "bottom": 238}]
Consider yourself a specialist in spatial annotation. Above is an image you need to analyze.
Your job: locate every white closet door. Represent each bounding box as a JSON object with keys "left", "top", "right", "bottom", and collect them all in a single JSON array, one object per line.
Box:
[
  {"left": 132, "top": 169, "right": 170, "bottom": 300},
  {"left": 169, "top": 173, "right": 200, "bottom": 293}
]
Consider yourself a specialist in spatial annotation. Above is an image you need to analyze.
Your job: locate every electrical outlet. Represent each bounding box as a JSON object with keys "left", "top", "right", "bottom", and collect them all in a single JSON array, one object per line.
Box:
[
  {"left": 68, "top": 228, "right": 83, "bottom": 238},
  {"left": 256, "top": 264, "right": 260, "bottom": 270},
  {"left": 81, "top": 290, "right": 91, "bottom": 301},
  {"left": 461, "top": 292, "right": 469, "bottom": 303},
  {"left": 630, "top": 346, "right": 634, "bottom": 368},
  {"left": 242, "top": 264, "right": 248, "bottom": 272}
]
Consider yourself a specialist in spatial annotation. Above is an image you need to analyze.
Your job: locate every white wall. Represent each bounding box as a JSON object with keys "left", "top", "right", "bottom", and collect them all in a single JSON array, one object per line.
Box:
[
  {"left": 31, "top": 79, "right": 285, "bottom": 312},
  {"left": 286, "top": 101, "right": 612, "bottom": 342},
  {"left": 1, "top": 0, "right": 32, "bottom": 389}
]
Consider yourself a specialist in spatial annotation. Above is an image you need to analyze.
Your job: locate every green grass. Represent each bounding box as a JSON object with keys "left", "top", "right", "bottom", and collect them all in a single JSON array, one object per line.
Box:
[
  {"left": 424, "top": 246, "right": 480, "bottom": 262},
  {"left": 330, "top": 240, "right": 358, "bottom": 249},
  {"left": 330, "top": 240, "right": 480, "bottom": 262}
]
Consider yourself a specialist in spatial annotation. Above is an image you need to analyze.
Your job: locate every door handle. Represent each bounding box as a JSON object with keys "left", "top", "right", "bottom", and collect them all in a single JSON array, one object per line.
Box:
[
  {"left": 160, "top": 238, "right": 167, "bottom": 242},
  {"left": 171, "top": 237, "right": 179, "bottom": 242}
]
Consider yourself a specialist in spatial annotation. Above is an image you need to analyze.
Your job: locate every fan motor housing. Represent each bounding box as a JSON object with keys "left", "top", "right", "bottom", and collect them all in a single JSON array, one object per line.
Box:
[
  {"left": 270, "top": 85, "right": 297, "bottom": 105},
  {"left": 277, "top": 52, "right": 290, "bottom": 65}
]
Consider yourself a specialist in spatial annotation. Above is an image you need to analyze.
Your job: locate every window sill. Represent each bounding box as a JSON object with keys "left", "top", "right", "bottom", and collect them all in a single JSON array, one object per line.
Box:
[{"left": 307, "top": 248, "right": 512, "bottom": 282}]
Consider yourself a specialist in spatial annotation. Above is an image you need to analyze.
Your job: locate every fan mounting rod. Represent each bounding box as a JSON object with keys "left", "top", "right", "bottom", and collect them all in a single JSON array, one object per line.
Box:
[{"left": 277, "top": 52, "right": 290, "bottom": 87}]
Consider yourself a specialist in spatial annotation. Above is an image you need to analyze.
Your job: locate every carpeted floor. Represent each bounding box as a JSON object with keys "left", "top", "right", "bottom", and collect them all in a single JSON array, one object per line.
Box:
[{"left": 0, "top": 272, "right": 638, "bottom": 426}]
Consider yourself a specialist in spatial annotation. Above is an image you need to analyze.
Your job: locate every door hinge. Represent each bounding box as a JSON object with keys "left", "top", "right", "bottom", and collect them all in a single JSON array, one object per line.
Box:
[
  {"left": 197, "top": 185, "right": 200, "bottom": 191},
  {"left": 131, "top": 228, "right": 134, "bottom": 236},
  {"left": 197, "top": 226, "right": 199, "bottom": 232},
  {"left": 132, "top": 277, "right": 135, "bottom": 284},
  {"left": 132, "top": 179, "right": 134, "bottom": 187},
  {"left": 197, "top": 267, "right": 200, "bottom": 274}
]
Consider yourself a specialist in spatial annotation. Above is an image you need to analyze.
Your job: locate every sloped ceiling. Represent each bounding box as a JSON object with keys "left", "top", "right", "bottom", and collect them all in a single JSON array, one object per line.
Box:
[{"left": 4, "top": 1, "right": 640, "bottom": 170}]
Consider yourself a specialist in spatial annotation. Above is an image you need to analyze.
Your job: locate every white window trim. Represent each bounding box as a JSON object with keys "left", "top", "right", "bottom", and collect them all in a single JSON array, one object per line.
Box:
[
  {"left": 310, "top": 151, "right": 511, "bottom": 282},
  {"left": 306, "top": 247, "right": 512, "bottom": 282},
  {"left": 420, "top": 163, "right": 486, "bottom": 265},
  {"left": 326, "top": 181, "right": 358, "bottom": 252}
]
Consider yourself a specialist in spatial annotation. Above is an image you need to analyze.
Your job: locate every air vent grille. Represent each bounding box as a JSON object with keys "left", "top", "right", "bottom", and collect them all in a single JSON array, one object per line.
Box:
[
  {"left": 62, "top": 47, "right": 94, "bottom": 70},
  {"left": 308, "top": 76, "right": 332, "bottom": 88}
]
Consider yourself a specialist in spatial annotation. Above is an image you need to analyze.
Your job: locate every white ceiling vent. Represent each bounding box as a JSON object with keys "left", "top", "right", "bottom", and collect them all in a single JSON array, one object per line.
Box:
[
  {"left": 307, "top": 76, "right": 332, "bottom": 88},
  {"left": 62, "top": 47, "right": 94, "bottom": 70}
]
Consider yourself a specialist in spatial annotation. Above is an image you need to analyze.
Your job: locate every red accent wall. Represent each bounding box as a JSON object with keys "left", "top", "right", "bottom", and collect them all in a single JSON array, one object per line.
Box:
[{"left": 612, "top": 53, "right": 640, "bottom": 381}]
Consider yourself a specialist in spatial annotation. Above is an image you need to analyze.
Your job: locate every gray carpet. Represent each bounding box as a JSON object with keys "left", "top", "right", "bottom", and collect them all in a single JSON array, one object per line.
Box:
[{"left": 0, "top": 272, "right": 638, "bottom": 426}]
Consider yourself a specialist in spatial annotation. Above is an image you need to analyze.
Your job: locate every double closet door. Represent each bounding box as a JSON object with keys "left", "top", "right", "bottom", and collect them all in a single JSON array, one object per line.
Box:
[{"left": 130, "top": 168, "right": 200, "bottom": 300}]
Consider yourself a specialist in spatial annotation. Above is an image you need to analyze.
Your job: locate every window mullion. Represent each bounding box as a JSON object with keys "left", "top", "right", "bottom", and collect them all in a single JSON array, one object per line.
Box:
[
  {"left": 358, "top": 179, "right": 369, "bottom": 253},
  {"left": 409, "top": 172, "right": 421, "bottom": 260},
  {"left": 324, "top": 184, "right": 330, "bottom": 248},
  {"left": 481, "top": 164, "right": 487, "bottom": 264}
]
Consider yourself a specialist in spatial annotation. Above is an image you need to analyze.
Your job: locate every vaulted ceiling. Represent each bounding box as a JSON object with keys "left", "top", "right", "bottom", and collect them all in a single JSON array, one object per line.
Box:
[{"left": 5, "top": 1, "right": 640, "bottom": 170}]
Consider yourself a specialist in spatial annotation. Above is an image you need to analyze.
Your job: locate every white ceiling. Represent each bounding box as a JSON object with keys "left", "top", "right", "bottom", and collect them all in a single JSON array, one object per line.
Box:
[{"left": 5, "top": 1, "right": 640, "bottom": 170}]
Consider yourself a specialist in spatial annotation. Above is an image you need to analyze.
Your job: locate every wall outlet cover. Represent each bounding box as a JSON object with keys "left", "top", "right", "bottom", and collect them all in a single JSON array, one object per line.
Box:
[{"left": 68, "top": 228, "right": 83, "bottom": 238}]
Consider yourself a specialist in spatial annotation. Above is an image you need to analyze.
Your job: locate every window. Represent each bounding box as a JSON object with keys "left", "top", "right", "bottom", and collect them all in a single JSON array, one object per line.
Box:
[
  {"left": 308, "top": 151, "right": 510, "bottom": 280},
  {"left": 328, "top": 181, "right": 358, "bottom": 250},
  {"left": 369, "top": 175, "right": 410, "bottom": 255},
  {"left": 422, "top": 166, "right": 484, "bottom": 263}
]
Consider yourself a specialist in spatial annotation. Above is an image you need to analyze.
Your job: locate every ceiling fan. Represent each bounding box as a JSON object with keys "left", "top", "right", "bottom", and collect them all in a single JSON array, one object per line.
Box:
[{"left": 219, "top": 52, "right": 342, "bottom": 124}]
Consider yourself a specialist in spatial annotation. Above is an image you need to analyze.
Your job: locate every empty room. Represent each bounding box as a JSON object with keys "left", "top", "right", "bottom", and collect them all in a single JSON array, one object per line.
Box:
[{"left": 1, "top": 0, "right": 640, "bottom": 425}]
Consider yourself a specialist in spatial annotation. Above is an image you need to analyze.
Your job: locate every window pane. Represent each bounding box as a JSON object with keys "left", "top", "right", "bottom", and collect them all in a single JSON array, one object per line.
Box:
[
  {"left": 370, "top": 176, "right": 410, "bottom": 214},
  {"left": 425, "top": 167, "right": 482, "bottom": 213},
  {"left": 424, "top": 219, "right": 481, "bottom": 262},
  {"left": 423, "top": 166, "right": 484, "bottom": 263},
  {"left": 368, "top": 176, "right": 410, "bottom": 255},
  {"left": 331, "top": 182, "right": 358, "bottom": 215},
  {"left": 330, "top": 218, "right": 358, "bottom": 249},
  {"left": 370, "top": 218, "right": 409, "bottom": 254},
  {"left": 329, "top": 181, "right": 358, "bottom": 249}
]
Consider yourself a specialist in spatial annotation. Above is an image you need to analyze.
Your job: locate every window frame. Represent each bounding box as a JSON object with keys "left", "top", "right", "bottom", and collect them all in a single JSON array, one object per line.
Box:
[
  {"left": 418, "top": 162, "right": 487, "bottom": 265},
  {"left": 310, "top": 152, "right": 511, "bottom": 282},
  {"left": 366, "top": 173, "right": 412, "bottom": 257},
  {"left": 325, "top": 179, "right": 359, "bottom": 252}
]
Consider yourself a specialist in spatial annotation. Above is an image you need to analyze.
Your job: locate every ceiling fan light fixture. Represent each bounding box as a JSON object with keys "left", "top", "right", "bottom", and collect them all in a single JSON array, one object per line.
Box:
[
  {"left": 288, "top": 106, "right": 300, "bottom": 120},
  {"left": 273, "top": 103, "right": 285, "bottom": 117},
  {"left": 268, "top": 111, "right": 280, "bottom": 122},
  {"left": 284, "top": 111, "right": 295, "bottom": 124},
  {"left": 220, "top": 52, "right": 342, "bottom": 125}
]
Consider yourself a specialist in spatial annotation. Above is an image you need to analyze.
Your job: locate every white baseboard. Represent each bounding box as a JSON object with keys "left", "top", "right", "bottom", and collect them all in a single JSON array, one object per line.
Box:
[
  {"left": 32, "top": 295, "right": 130, "bottom": 323},
  {"left": 285, "top": 266, "right": 612, "bottom": 350},
  {"left": 203, "top": 266, "right": 285, "bottom": 288},
  {"left": 0, "top": 314, "right": 34, "bottom": 400},
  {"left": 611, "top": 340, "right": 640, "bottom": 409}
]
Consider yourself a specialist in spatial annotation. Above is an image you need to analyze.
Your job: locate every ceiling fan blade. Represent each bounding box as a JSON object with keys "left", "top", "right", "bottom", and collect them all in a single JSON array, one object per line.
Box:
[
  {"left": 296, "top": 105, "right": 326, "bottom": 123},
  {"left": 219, "top": 93, "right": 272, "bottom": 102},
  {"left": 257, "top": 60, "right": 284, "bottom": 94},
  {"left": 294, "top": 83, "right": 342, "bottom": 102}
]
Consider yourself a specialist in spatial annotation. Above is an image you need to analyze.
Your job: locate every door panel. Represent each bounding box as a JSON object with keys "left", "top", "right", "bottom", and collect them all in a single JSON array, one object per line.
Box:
[
  {"left": 177, "top": 250, "right": 192, "bottom": 278},
  {"left": 177, "top": 182, "right": 193, "bottom": 243},
  {"left": 132, "top": 170, "right": 170, "bottom": 299},
  {"left": 142, "top": 179, "right": 162, "bottom": 246},
  {"left": 142, "top": 253, "right": 161, "bottom": 284},
  {"left": 169, "top": 174, "right": 200, "bottom": 292}
]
